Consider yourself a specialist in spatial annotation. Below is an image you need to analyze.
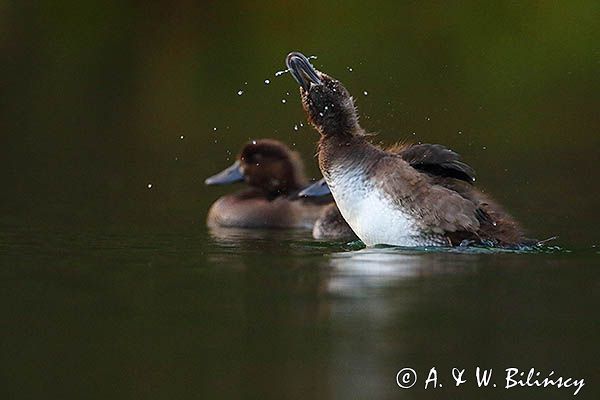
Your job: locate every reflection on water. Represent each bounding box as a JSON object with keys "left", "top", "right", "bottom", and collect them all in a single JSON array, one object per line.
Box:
[
  {"left": 1, "top": 226, "right": 599, "bottom": 399},
  {"left": 207, "top": 225, "right": 314, "bottom": 249},
  {"left": 327, "top": 248, "right": 476, "bottom": 296},
  {"left": 331, "top": 247, "right": 477, "bottom": 278}
]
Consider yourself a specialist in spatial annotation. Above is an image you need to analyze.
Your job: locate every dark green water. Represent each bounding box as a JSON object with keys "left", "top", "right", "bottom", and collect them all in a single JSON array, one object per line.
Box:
[{"left": 2, "top": 225, "right": 599, "bottom": 399}]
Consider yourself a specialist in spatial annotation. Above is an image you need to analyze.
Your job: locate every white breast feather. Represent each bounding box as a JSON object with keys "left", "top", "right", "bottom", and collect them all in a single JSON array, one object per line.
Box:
[{"left": 327, "top": 167, "right": 443, "bottom": 247}]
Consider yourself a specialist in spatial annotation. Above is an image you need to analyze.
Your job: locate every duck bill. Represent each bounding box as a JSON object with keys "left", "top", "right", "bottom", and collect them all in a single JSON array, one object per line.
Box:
[
  {"left": 286, "top": 52, "right": 322, "bottom": 91},
  {"left": 298, "top": 178, "right": 331, "bottom": 197},
  {"left": 205, "top": 160, "right": 244, "bottom": 185}
]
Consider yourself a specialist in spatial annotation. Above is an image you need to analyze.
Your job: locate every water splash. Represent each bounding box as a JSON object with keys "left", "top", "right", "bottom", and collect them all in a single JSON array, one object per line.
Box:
[{"left": 335, "top": 242, "right": 569, "bottom": 255}]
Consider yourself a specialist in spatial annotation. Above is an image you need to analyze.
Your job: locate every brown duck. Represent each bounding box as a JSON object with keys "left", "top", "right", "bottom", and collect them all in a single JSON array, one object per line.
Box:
[
  {"left": 286, "top": 52, "right": 527, "bottom": 247},
  {"left": 205, "top": 139, "right": 327, "bottom": 229},
  {"left": 298, "top": 178, "right": 358, "bottom": 241}
]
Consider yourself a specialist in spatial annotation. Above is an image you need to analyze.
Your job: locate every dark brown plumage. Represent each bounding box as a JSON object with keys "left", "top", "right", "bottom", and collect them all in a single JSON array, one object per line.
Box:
[
  {"left": 286, "top": 52, "right": 528, "bottom": 247},
  {"left": 313, "top": 204, "right": 358, "bottom": 241},
  {"left": 205, "top": 139, "right": 325, "bottom": 229}
]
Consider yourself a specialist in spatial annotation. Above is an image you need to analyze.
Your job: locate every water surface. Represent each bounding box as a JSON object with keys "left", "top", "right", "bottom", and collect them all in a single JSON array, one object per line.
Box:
[{"left": 2, "top": 225, "right": 598, "bottom": 399}]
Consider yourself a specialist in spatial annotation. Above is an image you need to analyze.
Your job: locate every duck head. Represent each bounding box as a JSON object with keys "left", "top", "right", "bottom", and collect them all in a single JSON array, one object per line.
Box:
[
  {"left": 205, "top": 139, "right": 307, "bottom": 196},
  {"left": 286, "top": 52, "right": 360, "bottom": 137}
]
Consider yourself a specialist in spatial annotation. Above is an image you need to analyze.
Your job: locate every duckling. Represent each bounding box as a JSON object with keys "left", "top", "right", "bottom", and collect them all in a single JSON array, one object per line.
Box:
[
  {"left": 300, "top": 139, "right": 485, "bottom": 243},
  {"left": 205, "top": 139, "right": 326, "bottom": 229},
  {"left": 286, "top": 52, "right": 527, "bottom": 247},
  {"left": 297, "top": 179, "right": 358, "bottom": 241}
]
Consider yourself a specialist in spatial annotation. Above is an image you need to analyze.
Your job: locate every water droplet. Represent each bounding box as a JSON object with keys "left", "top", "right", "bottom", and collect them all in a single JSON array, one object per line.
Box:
[
  {"left": 483, "top": 146, "right": 487, "bottom": 150},
  {"left": 179, "top": 135, "right": 184, "bottom": 140},
  {"left": 264, "top": 79, "right": 270, "bottom": 85},
  {"left": 426, "top": 116, "right": 431, "bottom": 121},
  {"left": 275, "top": 69, "right": 289, "bottom": 77},
  {"left": 237, "top": 90, "right": 243, "bottom": 96},
  {"left": 347, "top": 67, "right": 353, "bottom": 72},
  {"left": 293, "top": 124, "right": 299, "bottom": 131},
  {"left": 281, "top": 99, "right": 286, "bottom": 104},
  {"left": 244, "top": 81, "right": 248, "bottom": 85},
  {"left": 252, "top": 140, "right": 257, "bottom": 145},
  {"left": 147, "top": 183, "right": 153, "bottom": 189},
  {"left": 457, "top": 130, "right": 462, "bottom": 135},
  {"left": 363, "top": 91, "right": 368, "bottom": 96},
  {"left": 286, "top": 92, "right": 290, "bottom": 96},
  {"left": 213, "top": 127, "right": 218, "bottom": 132}
]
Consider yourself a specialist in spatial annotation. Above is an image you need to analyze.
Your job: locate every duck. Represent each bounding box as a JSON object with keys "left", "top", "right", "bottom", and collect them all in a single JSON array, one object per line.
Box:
[
  {"left": 299, "top": 137, "right": 491, "bottom": 243},
  {"left": 285, "top": 51, "right": 527, "bottom": 247},
  {"left": 297, "top": 179, "right": 358, "bottom": 241},
  {"left": 205, "top": 139, "right": 328, "bottom": 229}
]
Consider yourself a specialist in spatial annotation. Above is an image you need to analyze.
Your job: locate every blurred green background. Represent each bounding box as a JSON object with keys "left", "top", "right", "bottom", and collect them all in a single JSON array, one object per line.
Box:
[{"left": 1, "top": 1, "right": 599, "bottom": 245}]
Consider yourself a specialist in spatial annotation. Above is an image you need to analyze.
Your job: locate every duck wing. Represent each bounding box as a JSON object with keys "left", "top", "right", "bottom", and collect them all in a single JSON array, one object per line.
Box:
[
  {"left": 398, "top": 143, "right": 476, "bottom": 184},
  {"left": 381, "top": 144, "right": 524, "bottom": 245},
  {"left": 375, "top": 155, "right": 481, "bottom": 234}
]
